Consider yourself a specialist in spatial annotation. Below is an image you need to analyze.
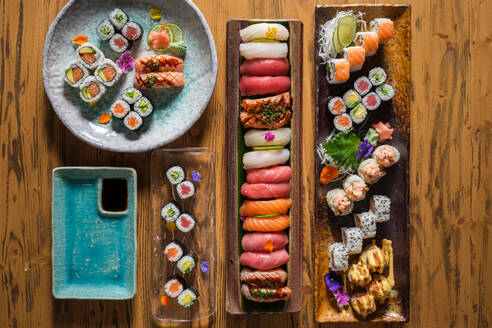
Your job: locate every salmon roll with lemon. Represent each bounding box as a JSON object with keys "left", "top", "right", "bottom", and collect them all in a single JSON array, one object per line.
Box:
[
  {"left": 95, "top": 59, "right": 122, "bottom": 87},
  {"left": 343, "top": 46, "right": 366, "bottom": 72},
  {"left": 355, "top": 32, "right": 379, "bottom": 56},
  {"left": 370, "top": 18, "right": 394, "bottom": 44},
  {"left": 326, "top": 58, "right": 350, "bottom": 84}
]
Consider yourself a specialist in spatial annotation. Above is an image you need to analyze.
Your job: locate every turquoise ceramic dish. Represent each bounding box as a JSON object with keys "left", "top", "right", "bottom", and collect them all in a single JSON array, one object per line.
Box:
[{"left": 52, "top": 167, "right": 137, "bottom": 299}]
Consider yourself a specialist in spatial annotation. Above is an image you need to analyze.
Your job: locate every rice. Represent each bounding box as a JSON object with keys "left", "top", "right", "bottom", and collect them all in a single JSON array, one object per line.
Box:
[
  {"left": 341, "top": 227, "right": 363, "bottom": 254},
  {"left": 328, "top": 242, "right": 349, "bottom": 271},
  {"left": 370, "top": 195, "right": 391, "bottom": 222},
  {"left": 354, "top": 211, "right": 377, "bottom": 239}
]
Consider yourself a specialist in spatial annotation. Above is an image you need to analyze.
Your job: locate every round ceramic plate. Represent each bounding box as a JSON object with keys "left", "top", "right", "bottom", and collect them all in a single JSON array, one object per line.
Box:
[{"left": 43, "top": 0, "right": 217, "bottom": 152}]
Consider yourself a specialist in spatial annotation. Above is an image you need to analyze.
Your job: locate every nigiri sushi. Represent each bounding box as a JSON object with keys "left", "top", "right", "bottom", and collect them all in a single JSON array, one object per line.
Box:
[
  {"left": 243, "top": 215, "right": 291, "bottom": 231},
  {"left": 240, "top": 76, "right": 290, "bottom": 97},
  {"left": 246, "top": 165, "right": 292, "bottom": 184},
  {"left": 240, "top": 23, "right": 289, "bottom": 42},
  {"left": 241, "top": 284, "right": 292, "bottom": 302},
  {"left": 244, "top": 128, "right": 291, "bottom": 147},
  {"left": 239, "top": 43, "right": 288, "bottom": 60},
  {"left": 243, "top": 149, "right": 290, "bottom": 170},
  {"left": 240, "top": 268, "right": 287, "bottom": 287},
  {"left": 240, "top": 248, "right": 290, "bottom": 270},
  {"left": 241, "top": 92, "right": 291, "bottom": 129},
  {"left": 241, "top": 182, "right": 291, "bottom": 199},
  {"left": 240, "top": 198, "right": 292, "bottom": 216},
  {"left": 240, "top": 58, "right": 290, "bottom": 76},
  {"left": 326, "top": 58, "right": 350, "bottom": 84},
  {"left": 241, "top": 232, "right": 289, "bottom": 252},
  {"left": 343, "top": 46, "right": 366, "bottom": 72},
  {"left": 355, "top": 32, "right": 379, "bottom": 56},
  {"left": 370, "top": 18, "right": 394, "bottom": 44}
]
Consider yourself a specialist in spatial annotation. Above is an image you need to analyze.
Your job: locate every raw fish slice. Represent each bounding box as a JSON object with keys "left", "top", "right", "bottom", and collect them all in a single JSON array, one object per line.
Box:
[
  {"left": 240, "top": 198, "right": 292, "bottom": 217},
  {"left": 239, "top": 43, "right": 288, "bottom": 60},
  {"left": 243, "top": 149, "right": 290, "bottom": 170},
  {"left": 243, "top": 215, "right": 291, "bottom": 232},
  {"left": 241, "top": 232, "right": 289, "bottom": 252},
  {"left": 240, "top": 58, "right": 289, "bottom": 76},
  {"left": 244, "top": 128, "right": 291, "bottom": 147},
  {"left": 240, "top": 248, "right": 290, "bottom": 270},
  {"left": 240, "top": 76, "right": 290, "bottom": 97},
  {"left": 241, "top": 182, "right": 291, "bottom": 199},
  {"left": 246, "top": 165, "right": 292, "bottom": 184},
  {"left": 240, "top": 268, "right": 287, "bottom": 287},
  {"left": 240, "top": 23, "right": 290, "bottom": 42},
  {"left": 241, "top": 284, "right": 292, "bottom": 302}
]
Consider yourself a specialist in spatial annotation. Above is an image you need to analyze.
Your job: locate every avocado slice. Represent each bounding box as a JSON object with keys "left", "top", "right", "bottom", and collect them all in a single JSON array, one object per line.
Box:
[
  {"left": 65, "top": 68, "right": 75, "bottom": 84},
  {"left": 97, "top": 69, "right": 107, "bottom": 81},
  {"left": 79, "top": 46, "right": 95, "bottom": 54},
  {"left": 81, "top": 87, "right": 91, "bottom": 99}
]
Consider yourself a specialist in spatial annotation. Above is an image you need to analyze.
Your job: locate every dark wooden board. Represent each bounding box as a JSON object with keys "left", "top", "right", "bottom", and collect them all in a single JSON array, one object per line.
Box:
[
  {"left": 314, "top": 4, "right": 410, "bottom": 323},
  {"left": 226, "top": 19, "right": 303, "bottom": 314}
]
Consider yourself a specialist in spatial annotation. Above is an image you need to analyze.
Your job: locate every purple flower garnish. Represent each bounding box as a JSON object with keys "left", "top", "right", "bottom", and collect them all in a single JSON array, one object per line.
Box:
[
  {"left": 200, "top": 261, "right": 209, "bottom": 272},
  {"left": 356, "top": 139, "right": 374, "bottom": 160},
  {"left": 117, "top": 51, "right": 134, "bottom": 73},
  {"left": 324, "top": 272, "right": 343, "bottom": 291},
  {"left": 334, "top": 288, "right": 350, "bottom": 306},
  {"left": 191, "top": 171, "right": 201, "bottom": 182},
  {"left": 240, "top": 215, "right": 246, "bottom": 222},
  {"left": 264, "top": 132, "right": 276, "bottom": 142}
]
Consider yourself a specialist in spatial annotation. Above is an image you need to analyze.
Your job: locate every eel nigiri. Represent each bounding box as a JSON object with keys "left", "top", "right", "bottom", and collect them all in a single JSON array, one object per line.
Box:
[
  {"left": 240, "top": 43, "right": 288, "bottom": 60},
  {"left": 240, "top": 76, "right": 290, "bottom": 97},
  {"left": 240, "top": 58, "right": 289, "bottom": 76},
  {"left": 241, "top": 284, "right": 292, "bottom": 302},
  {"left": 246, "top": 165, "right": 292, "bottom": 184},
  {"left": 240, "top": 198, "right": 292, "bottom": 216},
  {"left": 343, "top": 46, "right": 366, "bottom": 72},
  {"left": 243, "top": 149, "right": 290, "bottom": 170},
  {"left": 134, "top": 72, "right": 185, "bottom": 89},
  {"left": 241, "top": 92, "right": 291, "bottom": 129},
  {"left": 241, "top": 232, "right": 289, "bottom": 252},
  {"left": 370, "top": 18, "right": 394, "bottom": 43},
  {"left": 355, "top": 32, "right": 379, "bottom": 56},
  {"left": 243, "top": 215, "right": 291, "bottom": 232},
  {"left": 241, "top": 182, "right": 291, "bottom": 199},
  {"left": 135, "top": 54, "right": 184, "bottom": 73},
  {"left": 326, "top": 58, "right": 350, "bottom": 84},
  {"left": 240, "top": 248, "right": 290, "bottom": 270},
  {"left": 240, "top": 268, "right": 287, "bottom": 287},
  {"left": 244, "top": 128, "right": 291, "bottom": 147},
  {"left": 240, "top": 23, "right": 290, "bottom": 42}
]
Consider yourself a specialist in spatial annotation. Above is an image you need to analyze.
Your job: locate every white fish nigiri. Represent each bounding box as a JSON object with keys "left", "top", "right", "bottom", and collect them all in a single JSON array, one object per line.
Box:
[
  {"left": 239, "top": 43, "right": 288, "bottom": 60},
  {"left": 240, "top": 23, "right": 289, "bottom": 42},
  {"left": 243, "top": 149, "right": 290, "bottom": 170},
  {"left": 244, "top": 128, "right": 292, "bottom": 147}
]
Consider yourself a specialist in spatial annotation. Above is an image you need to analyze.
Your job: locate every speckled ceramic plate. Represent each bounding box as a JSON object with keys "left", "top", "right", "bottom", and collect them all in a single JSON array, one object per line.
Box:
[{"left": 43, "top": 0, "right": 217, "bottom": 152}]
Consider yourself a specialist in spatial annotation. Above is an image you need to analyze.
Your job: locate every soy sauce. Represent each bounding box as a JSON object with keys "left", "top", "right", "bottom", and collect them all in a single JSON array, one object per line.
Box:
[{"left": 102, "top": 178, "right": 128, "bottom": 212}]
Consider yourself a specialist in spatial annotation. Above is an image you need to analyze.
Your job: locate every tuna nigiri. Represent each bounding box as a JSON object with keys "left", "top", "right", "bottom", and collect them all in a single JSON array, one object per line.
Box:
[
  {"left": 241, "top": 232, "right": 289, "bottom": 252},
  {"left": 241, "top": 182, "right": 291, "bottom": 199},
  {"left": 355, "top": 32, "right": 379, "bottom": 56},
  {"left": 239, "top": 43, "right": 288, "bottom": 60},
  {"left": 240, "top": 23, "right": 290, "bottom": 42},
  {"left": 240, "top": 248, "right": 290, "bottom": 270},
  {"left": 244, "top": 128, "right": 291, "bottom": 147},
  {"left": 370, "top": 18, "right": 394, "bottom": 44},
  {"left": 243, "top": 215, "right": 291, "bottom": 232},
  {"left": 240, "top": 58, "right": 290, "bottom": 76},
  {"left": 326, "top": 58, "right": 350, "bottom": 84},
  {"left": 246, "top": 165, "right": 292, "bottom": 184},
  {"left": 343, "top": 46, "right": 366, "bottom": 72},
  {"left": 239, "top": 76, "right": 290, "bottom": 97},
  {"left": 240, "top": 198, "right": 292, "bottom": 217},
  {"left": 243, "top": 149, "right": 290, "bottom": 170}
]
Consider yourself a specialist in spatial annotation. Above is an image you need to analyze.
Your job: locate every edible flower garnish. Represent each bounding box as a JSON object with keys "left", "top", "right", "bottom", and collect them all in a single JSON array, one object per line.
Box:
[
  {"left": 266, "top": 26, "right": 278, "bottom": 38},
  {"left": 334, "top": 288, "right": 350, "bottom": 306},
  {"left": 160, "top": 295, "right": 170, "bottom": 306},
  {"left": 191, "top": 171, "right": 201, "bottom": 182},
  {"left": 72, "top": 35, "right": 88, "bottom": 45},
  {"left": 372, "top": 121, "right": 394, "bottom": 142},
  {"left": 98, "top": 113, "right": 111, "bottom": 124},
  {"left": 200, "top": 261, "right": 209, "bottom": 272},
  {"left": 165, "top": 221, "right": 176, "bottom": 231},
  {"left": 240, "top": 215, "right": 246, "bottom": 222},
  {"left": 320, "top": 165, "right": 339, "bottom": 184},
  {"left": 263, "top": 239, "right": 274, "bottom": 252},
  {"left": 364, "top": 128, "right": 379, "bottom": 146},
  {"left": 264, "top": 132, "right": 276, "bottom": 142},
  {"left": 150, "top": 7, "right": 163, "bottom": 20},
  {"left": 117, "top": 51, "right": 134, "bottom": 73},
  {"left": 324, "top": 271, "right": 343, "bottom": 291},
  {"left": 356, "top": 140, "right": 373, "bottom": 160}
]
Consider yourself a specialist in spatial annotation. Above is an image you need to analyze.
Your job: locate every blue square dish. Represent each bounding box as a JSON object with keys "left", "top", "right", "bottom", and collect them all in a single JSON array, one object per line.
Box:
[{"left": 52, "top": 167, "right": 137, "bottom": 299}]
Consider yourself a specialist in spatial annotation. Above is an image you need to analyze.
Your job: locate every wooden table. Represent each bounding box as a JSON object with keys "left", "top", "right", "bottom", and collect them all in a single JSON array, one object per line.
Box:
[{"left": 1, "top": 0, "right": 490, "bottom": 327}]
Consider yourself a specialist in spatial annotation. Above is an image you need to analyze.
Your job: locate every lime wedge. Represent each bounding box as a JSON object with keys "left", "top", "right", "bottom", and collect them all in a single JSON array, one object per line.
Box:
[
  {"left": 252, "top": 146, "right": 284, "bottom": 151},
  {"left": 332, "top": 27, "right": 344, "bottom": 53},
  {"left": 253, "top": 214, "right": 281, "bottom": 218},
  {"left": 166, "top": 22, "right": 183, "bottom": 42},
  {"left": 337, "top": 15, "right": 357, "bottom": 47}
]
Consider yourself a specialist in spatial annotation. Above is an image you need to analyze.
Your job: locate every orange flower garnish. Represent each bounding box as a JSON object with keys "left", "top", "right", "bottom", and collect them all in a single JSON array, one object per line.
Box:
[
  {"left": 98, "top": 113, "right": 111, "bottom": 124},
  {"left": 263, "top": 239, "right": 274, "bottom": 252},
  {"left": 320, "top": 165, "right": 339, "bottom": 184},
  {"left": 160, "top": 295, "right": 170, "bottom": 306},
  {"left": 72, "top": 35, "right": 88, "bottom": 45}
]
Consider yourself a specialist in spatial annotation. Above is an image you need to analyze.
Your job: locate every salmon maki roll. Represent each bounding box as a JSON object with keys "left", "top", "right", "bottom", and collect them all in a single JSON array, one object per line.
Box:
[
  {"left": 240, "top": 198, "right": 292, "bottom": 217},
  {"left": 134, "top": 72, "right": 185, "bottom": 89},
  {"left": 355, "top": 32, "right": 379, "bottom": 56},
  {"left": 95, "top": 59, "right": 122, "bottom": 87},
  {"left": 326, "top": 58, "right": 350, "bottom": 84},
  {"left": 370, "top": 18, "right": 394, "bottom": 44},
  {"left": 135, "top": 55, "right": 184, "bottom": 74},
  {"left": 243, "top": 215, "right": 291, "bottom": 232},
  {"left": 343, "top": 46, "right": 366, "bottom": 72}
]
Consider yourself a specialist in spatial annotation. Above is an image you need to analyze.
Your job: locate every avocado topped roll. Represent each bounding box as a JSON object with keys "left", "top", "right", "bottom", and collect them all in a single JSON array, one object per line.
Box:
[{"left": 76, "top": 42, "right": 104, "bottom": 70}]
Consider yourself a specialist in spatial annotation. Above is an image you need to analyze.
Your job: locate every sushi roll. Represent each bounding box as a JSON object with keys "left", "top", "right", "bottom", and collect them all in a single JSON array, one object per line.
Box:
[
  {"left": 79, "top": 76, "right": 106, "bottom": 104},
  {"left": 355, "top": 32, "right": 379, "bottom": 56},
  {"left": 368, "top": 67, "right": 387, "bottom": 86},
  {"left": 362, "top": 92, "right": 381, "bottom": 111},
  {"left": 109, "top": 8, "right": 128, "bottom": 30},
  {"left": 243, "top": 149, "right": 290, "bottom": 170},
  {"left": 176, "top": 180, "right": 195, "bottom": 200},
  {"left": 161, "top": 202, "right": 181, "bottom": 222},
  {"left": 96, "top": 19, "right": 115, "bottom": 41},
  {"left": 133, "top": 97, "right": 153, "bottom": 117},
  {"left": 327, "top": 97, "right": 346, "bottom": 115},
  {"left": 372, "top": 145, "right": 400, "bottom": 167},
  {"left": 341, "top": 227, "right": 363, "bottom": 255},
  {"left": 361, "top": 242, "right": 388, "bottom": 273},
  {"left": 109, "top": 33, "right": 129, "bottom": 53},
  {"left": 354, "top": 211, "right": 377, "bottom": 239},
  {"left": 343, "top": 89, "right": 361, "bottom": 108},
  {"left": 166, "top": 166, "right": 185, "bottom": 185},
  {"left": 164, "top": 240, "right": 185, "bottom": 262},
  {"left": 76, "top": 42, "right": 104, "bottom": 70},
  {"left": 343, "top": 175, "right": 368, "bottom": 201},
  {"left": 358, "top": 159, "right": 386, "bottom": 184},
  {"left": 176, "top": 213, "right": 196, "bottom": 233},
  {"left": 370, "top": 18, "right": 394, "bottom": 44},
  {"left": 110, "top": 99, "right": 130, "bottom": 118},
  {"left": 63, "top": 60, "right": 89, "bottom": 88},
  {"left": 244, "top": 128, "right": 291, "bottom": 147},
  {"left": 121, "top": 21, "right": 142, "bottom": 41},
  {"left": 123, "top": 112, "right": 143, "bottom": 130},
  {"left": 347, "top": 262, "right": 371, "bottom": 288},
  {"left": 370, "top": 195, "right": 391, "bottom": 223},
  {"left": 239, "top": 23, "right": 289, "bottom": 42},
  {"left": 326, "top": 188, "right": 353, "bottom": 216},
  {"left": 95, "top": 58, "right": 122, "bottom": 87},
  {"left": 333, "top": 114, "right": 352, "bottom": 132},
  {"left": 368, "top": 274, "right": 393, "bottom": 302},
  {"left": 177, "top": 253, "right": 197, "bottom": 274},
  {"left": 351, "top": 292, "right": 376, "bottom": 318},
  {"left": 328, "top": 242, "right": 349, "bottom": 272},
  {"left": 354, "top": 76, "right": 372, "bottom": 96},
  {"left": 375, "top": 83, "right": 395, "bottom": 101},
  {"left": 349, "top": 103, "right": 368, "bottom": 124},
  {"left": 239, "top": 42, "right": 288, "bottom": 60},
  {"left": 326, "top": 58, "right": 350, "bottom": 84},
  {"left": 122, "top": 87, "right": 142, "bottom": 104},
  {"left": 164, "top": 275, "right": 186, "bottom": 298},
  {"left": 343, "top": 46, "right": 366, "bottom": 72},
  {"left": 177, "top": 287, "right": 199, "bottom": 307}
]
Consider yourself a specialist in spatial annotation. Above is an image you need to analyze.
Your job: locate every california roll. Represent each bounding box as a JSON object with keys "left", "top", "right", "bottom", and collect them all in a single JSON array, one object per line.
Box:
[{"left": 177, "top": 287, "right": 199, "bottom": 308}]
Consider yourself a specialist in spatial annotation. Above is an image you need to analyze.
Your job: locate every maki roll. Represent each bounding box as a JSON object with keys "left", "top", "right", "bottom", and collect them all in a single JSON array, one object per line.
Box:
[
  {"left": 348, "top": 262, "right": 371, "bottom": 288},
  {"left": 76, "top": 42, "right": 104, "bottom": 70},
  {"left": 358, "top": 158, "right": 386, "bottom": 184},
  {"left": 368, "top": 274, "right": 392, "bottom": 302},
  {"left": 343, "top": 46, "right": 366, "bottom": 72},
  {"left": 166, "top": 166, "right": 185, "bottom": 185},
  {"left": 351, "top": 292, "right": 376, "bottom": 318},
  {"left": 349, "top": 103, "right": 367, "bottom": 124},
  {"left": 333, "top": 114, "right": 352, "bottom": 132},
  {"left": 123, "top": 112, "right": 143, "bottom": 130},
  {"left": 326, "top": 58, "right": 350, "bottom": 84},
  {"left": 164, "top": 275, "right": 186, "bottom": 298},
  {"left": 375, "top": 83, "right": 395, "bottom": 101},
  {"left": 328, "top": 242, "right": 349, "bottom": 272},
  {"left": 361, "top": 242, "right": 388, "bottom": 273},
  {"left": 341, "top": 227, "right": 363, "bottom": 254},
  {"left": 164, "top": 240, "right": 185, "bottom": 262},
  {"left": 326, "top": 188, "right": 353, "bottom": 216},
  {"left": 109, "top": 8, "right": 128, "bottom": 30},
  {"left": 176, "top": 180, "right": 195, "bottom": 200},
  {"left": 176, "top": 213, "right": 196, "bottom": 233},
  {"left": 109, "top": 33, "right": 129, "bottom": 53},
  {"left": 177, "top": 287, "right": 199, "bottom": 308},
  {"left": 370, "top": 195, "right": 391, "bottom": 222},
  {"left": 342, "top": 175, "right": 368, "bottom": 201},
  {"left": 370, "top": 18, "right": 394, "bottom": 44},
  {"left": 362, "top": 92, "right": 381, "bottom": 111},
  {"left": 161, "top": 202, "right": 180, "bottom": 222},
  {"left": 354, "top": 76, "right": 372, "bottom": 96},
  {"left": 327, "top": 96, "right": 346, "bottom": 115},
  {"left": 355, "top": 31, "right": 379, "bottom": 56},
  {"left": 110, "top": 99, "right": 130, "bottom": 118},
  {"left": 63, "top": 60, "right": 89, "bottom": 88},
  {"left": 343, "top": 89, "right": 361, "bottom": 108},
  {"left": 79, "top": 76, "right": 106, "bottom": 104},
  {"left": 95, "top": 58, "right": 122, "bottom": 87},
  {"left": 354, "top": 212, "right": 377, "bottom": 239},
  {"left": 121, "top": 21, "right": 142, "bottom": 41},
  {"left": 177, "top": 253, "right": 197, "bottom": 274},
  {"left": 96, "top": 19, "right": 115, "bottom": 41},
  {"left": 368, "top": 67, "right": 387, "bottom": 86},
  {"left": 122, "top": 87, "right": 142, "bottom": 104},
  {"left": 372, "top": 145, "right": 400, "bottom": 167},
  {"left": 133, "top": 97, "right": 153, "bottom": 117}
]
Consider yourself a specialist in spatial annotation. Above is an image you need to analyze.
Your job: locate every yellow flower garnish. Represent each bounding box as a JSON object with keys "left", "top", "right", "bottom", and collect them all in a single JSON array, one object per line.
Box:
[
  {"left": 166, "top": 221, "right": 176, "bottom": 231},
  {"left": 266, "top": 26, "right": 277, "bottom": 38},
  {"left": 150, "top": 7, "right": 162, "bottom": 21}
]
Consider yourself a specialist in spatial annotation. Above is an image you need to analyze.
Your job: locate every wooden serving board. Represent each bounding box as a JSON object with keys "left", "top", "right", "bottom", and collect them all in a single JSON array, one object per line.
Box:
[
  {"left": 314, "top": 4, "right": 410, "bottom": 323},
  {"left": 226, "top": 19, "right": 303, "bottom": 314}
]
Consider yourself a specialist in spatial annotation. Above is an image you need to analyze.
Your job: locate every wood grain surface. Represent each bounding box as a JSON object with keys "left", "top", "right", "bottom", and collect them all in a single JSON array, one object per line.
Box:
[{"left": 0, "top": 0, "right": 490, "bottom": 327}]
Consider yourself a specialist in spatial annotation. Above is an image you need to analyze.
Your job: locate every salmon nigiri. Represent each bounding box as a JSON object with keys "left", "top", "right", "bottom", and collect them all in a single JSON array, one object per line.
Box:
[
  {"left": 343, "top": 46, "right": 366, "bottom": 72},
  {"left": 243, "top": 215, "right": 291, "bottom": 232},
  {"left": 355, "top": 32, "right": 379, "bottom": 56},
  {"left": 240, "top": 198, "right": 292, "bottom": 217},
  {"left": 370, "top": 18, "right": 394, "bottom": 44},
  {"left": 326, "top": 58, "right": 350, "bottom": 84}
]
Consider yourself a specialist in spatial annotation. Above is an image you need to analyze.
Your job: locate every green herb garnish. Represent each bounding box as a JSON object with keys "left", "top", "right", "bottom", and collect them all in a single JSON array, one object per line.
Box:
[{"left": 322, "top": 130, "right": 361, "bottom": 170}]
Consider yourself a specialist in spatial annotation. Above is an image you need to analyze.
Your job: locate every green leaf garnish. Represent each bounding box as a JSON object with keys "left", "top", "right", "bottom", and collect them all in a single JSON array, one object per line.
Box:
[{"left": 322, "top": 130, "right": 361, "bottom": 170}]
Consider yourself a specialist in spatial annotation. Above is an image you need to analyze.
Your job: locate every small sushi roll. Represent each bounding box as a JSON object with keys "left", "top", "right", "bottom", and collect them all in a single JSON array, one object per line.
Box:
[
  {"left": 95, "top": 58, "right": 122, "bottom": 87},
  {"left": 123, "top": 111, "right": 143, "bottom": 130},
  {"left": 351, "top": 292, "right": 376, "bottom": 318},
  {"left": 328, "top": 242, "right": 349, "bottom": 272},
  {"left": 327, "top": 97, "right": 346, "bottom": 115},
  {"left": 164, "top": 275, "right": 186, "bottom": 298},
  {"left": 166, "top": 166, "right": 185, "bottom": 185},
  {"left": 63, "top": 60, "right": 89, "bottom": 88},
  {"left": 354, "top": 211, "right": 377, "bottom": 239},
  {"left": 348, "top": 262, "right": 372, "bottom": 288},
  {"left": 122, "top": 87, "right": 142, "bottom": 104},
  {"left": 342, "top": 175, "right": 368, "bottom": 201},
  {"left": 177, "top": 286, "right": 199, "bottom": 307},
  {"left": 326, "top": 188, "right": 353, "bottom": 216},
  {"left": 176, "top": 213, "right": 196, "bottom": 233},
  {"left": 177, "top": 253, "right": 197, "bottom": 274},
  {"left": 358, "top": 158, "right": 386, "bottom": 184},
  {"left": 133, "top": 96, "right": 153, "bottom": 117},
  {"left": 326, "top": 58, "right": 350, "bottom": 84},
  {"left": 370, "top": 18, "right": 394, "bottom": 44},
  {"left": 368, "top": 274, "right": 393, "bottom": 302},
  {"left": 368, "top": 67, "right": 387, "bottom": 86},
  {"left": 350, "top": 103, "right": 368, "bottom": 124},
  {"left": 343, "top": 89, "right": 361, "bottom": 108},
  {"left": 355, "top": 32, "right": 379, "bottom": 56},
  {"left": 164, "top": 240, "right": 185, "bottom": 262},
  {"left": 76, "top": 42, "right": 104, "bottom": 70},
  {"left": 354, "top": 76, "right": 372, "bottom": 96},
  {"left": 244, "top": 128, "right": 291, "bottom": 147},
  {"left": 109, "top": 8, "right": 128, "bottom": 30},
  {"left": 375, "top": 83, "right": 395, "bottom": 101},
  {"left": 96, "top": 19, "right": 115, "bottom": 41},
  {"left": 121, "top": 21, "right": 142, "bottom": 41},
  {"left": 161, "top": 202, "right": 181, "bottom": 222},
  {"left": 79, "top": 76, "right": 106, "bottom": 104},
  {"left": 333, "top": 114, "right": 353, "bottom": 132},
  {"left": 239, "top": 43, "right": 288, "bottom": 60},
  {"left": 239, "top": 23, "right": 289, "bottom": 42},
  {"left": 343, "top": 46, "right": 366, "bottom": 72},
  {"left": 110, "top": 99, "right": 130, "bottom": 118},
  {"left": 362, "top": 92, "right": 381, "bottom": 111},
  {"left": 361, "top": 242, "right": 388, "bottom": 273},
  {"left": 372, "top": 145, "right": 400, "bottom": 167},
  {"left": 341, "top": 227, "right": 363, "bottom": 254},
  {"left": 109, "top": 33, "right": 129, "bottom": 53},
  {"left": 176, "top": 180, "right": 195, "bottom": 200},
  {"left": 370, "top": 195, "right": 391, "bottom": 222}
]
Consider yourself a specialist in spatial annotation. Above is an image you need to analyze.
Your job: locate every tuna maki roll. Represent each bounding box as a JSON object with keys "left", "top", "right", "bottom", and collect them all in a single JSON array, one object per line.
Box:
[
  {"left": 123, "top": 111, "right": 143, "bottom": 130},
  {"left": 176, "top": 180, "right": 195, "bottom": 200},
  {"left": 95, "top": 58, "right": 122, "bottom": 87},
  {"left": 350, "top": 103, "right": 368, "bottom": 124},
  {"left": 164, "top": 240, "right": 185, "bottom": 262},
  {"left": 121, "top": 21, "right": 142, "bottom": 41},
  {"left": 166, "top": 166, "right": 185, "bottom": 185},
  {"left": 368, "top": 67, "right": 387, "bottom": 86},
  {"left": 333, "top": 114, "right": 352, "bottom": 132},
  {"left": 110, "top": 99, "right": 130, "bottom": 118},
  {"left": 362, "top": 92, "right": 381, "bottom": 110},
  {"left": 161, "top": 202, "right": 180, "bottom": 222},
  {"left": 164, "top": 275, "right": 186, "bottom": 298},
  {"left": 109, "top": 33, "right": 129, "bottom": 53},
  {"left": 79, "top": 76, "right": 106, "bottom": 104},
  {"left": 177, "top": 253, "right": 197, "bottom": 274},
  {"left": 133, "top": 97, "right": 153, "bottom": 117},
  {"left": 122, "top": 87, "right": 142, "bottom": 104},
  {"left": 375, "top": 83, "right": 395, "bottom": 101},
  {"left": 96, "top": 19, "right": 115, "bottom": 41},
  {"left": 327, "top": 96, "right": 346, "bottom": 115},
  {"left": 177, "top": 287, "right": 199, "bottom": 308},
  {"left": 64, "top": 60, "right": 89, "bottom": 88},
  {"left": 76, "top": 42, "right": 104, "bottom": 70},
  {"left": 354, "top": 76, "right": 372, "bottom": 96},
  {"left": 343, "top": 89, "right": 361, "bottom": 108},
  {"left": 176, "top": 213, "right": 196, "bottom": 233},
  {"left": 109, "top": 8, "right": 128, "bottom": 30}
]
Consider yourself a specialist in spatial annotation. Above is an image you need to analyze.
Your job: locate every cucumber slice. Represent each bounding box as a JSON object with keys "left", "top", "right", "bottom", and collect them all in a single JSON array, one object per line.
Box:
[
  {"left": 337, "top": 15, "right": 357, "bottom": 47},
  {"left": 249, "top": 37, "right": 279, "bottom": 42},
  {"left": 253, "top": 214, "right": 281, "bottom": 218},
  {"left": 252, "top": 146, "right": 284, "bottom": 151}
]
